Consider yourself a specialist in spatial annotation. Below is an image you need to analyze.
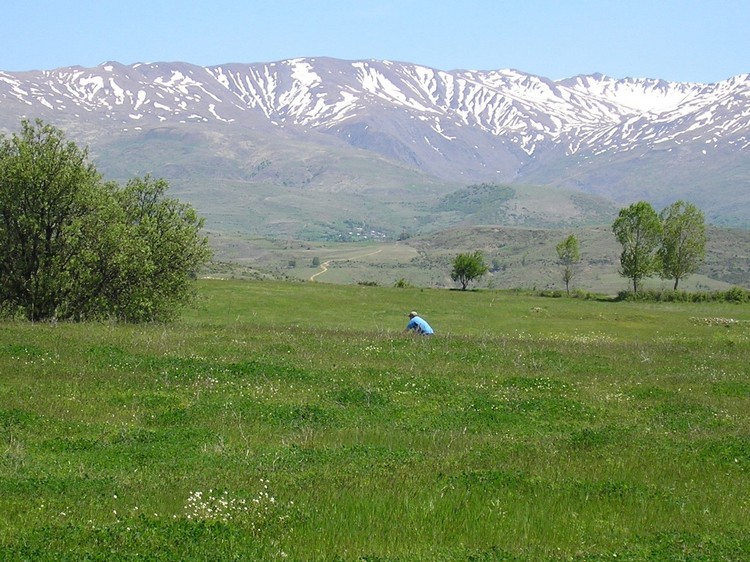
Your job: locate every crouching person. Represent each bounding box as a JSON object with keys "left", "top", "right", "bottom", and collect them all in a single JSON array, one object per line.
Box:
[{"left": 405, "top": 311, "right": 434, "bottom": 336}]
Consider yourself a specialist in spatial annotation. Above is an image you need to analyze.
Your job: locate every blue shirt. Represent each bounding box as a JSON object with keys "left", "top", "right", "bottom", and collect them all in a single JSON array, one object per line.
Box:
[{"left": 406, "top": 316, "right": 434, "bottom": 335}]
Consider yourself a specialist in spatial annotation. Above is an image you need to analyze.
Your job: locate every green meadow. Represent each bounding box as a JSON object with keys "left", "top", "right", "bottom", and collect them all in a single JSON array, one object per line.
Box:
[{"left": 1, "top": 279, "right": 749, "bottom": 561}]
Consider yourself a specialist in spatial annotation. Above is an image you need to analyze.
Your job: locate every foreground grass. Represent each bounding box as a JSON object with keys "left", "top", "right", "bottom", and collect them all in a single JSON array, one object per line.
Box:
[{"left": 1, "top": 280, "right": 749, "bottom": 560}]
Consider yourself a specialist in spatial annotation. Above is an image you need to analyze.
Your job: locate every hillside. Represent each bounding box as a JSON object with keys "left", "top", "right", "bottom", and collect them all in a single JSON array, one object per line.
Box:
[
  {"left": 206, "top": 224, "right": 750, "bottom": 293},
  {"left": 1, "top": 58, "right": 749, "bottom": 235}
]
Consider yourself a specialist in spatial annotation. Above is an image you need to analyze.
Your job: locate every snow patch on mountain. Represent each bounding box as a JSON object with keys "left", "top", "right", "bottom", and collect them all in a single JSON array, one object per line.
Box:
[{"left": 1, "top": 57, "right": 748, "bottom": 171}]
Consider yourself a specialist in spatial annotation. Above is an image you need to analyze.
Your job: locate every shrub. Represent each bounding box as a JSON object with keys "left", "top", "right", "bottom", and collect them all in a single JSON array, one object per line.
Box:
[
  {"left": 724, "top": 286, "right": 750, "bottom": 303},
  {"left": 617, "top": 287, "right": 750, "bottom": 303}
]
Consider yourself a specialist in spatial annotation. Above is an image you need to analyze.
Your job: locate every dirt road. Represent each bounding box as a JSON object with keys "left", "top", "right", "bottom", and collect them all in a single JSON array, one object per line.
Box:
[{"left": 309, "top": 249, "right": 383, "bottom": 281}]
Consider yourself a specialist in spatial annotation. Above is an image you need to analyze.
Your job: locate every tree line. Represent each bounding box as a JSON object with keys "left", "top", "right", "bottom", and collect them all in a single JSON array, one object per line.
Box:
[
  {"left": 449, "top": 200, "right": 707, "bottom": 294},
  {"left": 612, "top": 200, "right": 706, "bottom": 293},
  {"left": 0, "top": 120, "right": 211, "bottom": 321}
]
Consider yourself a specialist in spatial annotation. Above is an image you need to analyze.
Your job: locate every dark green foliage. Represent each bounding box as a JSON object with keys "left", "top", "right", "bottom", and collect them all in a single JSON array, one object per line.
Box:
[
  {"left": 450, "top": 250, "right": 489, "bottom": 290},
  {"left": 0, "top": 120, "right": 211, "bottom": 321},
  {"left": 567, "top": 426, "right": 628, "bottom": 450},
  {"left": 617, "top": 286, "right": 750, "bottom": 303},
  {"left": 435, "top": 183, "right": 515, "bottom": 214},
  {"left": 556, "top": 233, "right": 581, "bottom": 295},
  {"left": 0, "top": 120, "right": 101, "bottom": 320},
  {"left": 725, "top": 286, "right": 750, "bottom": 302},
  {"left": 0, "top": 407, "right": 39, "bottom": 430},
  {"left": 658, "top": 200, "right": 707, "bottom": 290},
  {"left": 613, "top": 200, "right": 710, "bottom": 295},
  {"left": 612, "top": 201, "right": 662, "bottom": 293},
  {"left": 330, "top": 385, "right": 388, "bottom": 408}
]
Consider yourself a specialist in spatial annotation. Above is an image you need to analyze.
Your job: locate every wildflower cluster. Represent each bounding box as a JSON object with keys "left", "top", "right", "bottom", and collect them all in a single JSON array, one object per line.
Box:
[
  {"left": 184, "top": 489, "right": 249, "bottom": 523},
  {"left": 194, "top": 374, "right": 220, "bottom": 389},
  {"left": 546, "top": 331, "right": 615, "bottom": 344},
  {"left": 182, "top": 480, "right": 294, "bottom": 535},
  {"left": 690, "top": 317, "right": 747, "bottom": 327}
]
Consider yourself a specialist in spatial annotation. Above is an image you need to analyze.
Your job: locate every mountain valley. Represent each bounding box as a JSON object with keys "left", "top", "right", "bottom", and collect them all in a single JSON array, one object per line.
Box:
[{"left": 1, "top": 58, "right": 749, "bottom": 290}]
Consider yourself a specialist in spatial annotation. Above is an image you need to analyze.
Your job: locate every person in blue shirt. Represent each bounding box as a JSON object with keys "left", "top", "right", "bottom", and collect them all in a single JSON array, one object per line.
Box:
[{"left": 405, "top": 311, "right": 434, "bottom": 335}]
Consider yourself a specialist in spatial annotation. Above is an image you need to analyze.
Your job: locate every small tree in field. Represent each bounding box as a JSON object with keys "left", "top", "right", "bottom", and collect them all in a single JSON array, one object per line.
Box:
[
  {"left": 556, "top": 234, "right": 581, "bottom": 295},
  {"left": 450, "top": 251, "right": 489, "bottom": 290},
  {"left": 658, "top": 200, "right": 706, "bottom": 290},
  {"left": 612, "top": 201, "right": 662, "bottom": 293}
]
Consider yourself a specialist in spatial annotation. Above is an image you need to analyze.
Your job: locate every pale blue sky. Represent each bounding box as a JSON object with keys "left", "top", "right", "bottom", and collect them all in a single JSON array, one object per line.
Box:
[{"left": 3, "top": 0, "right": 747, "bottom": 83}]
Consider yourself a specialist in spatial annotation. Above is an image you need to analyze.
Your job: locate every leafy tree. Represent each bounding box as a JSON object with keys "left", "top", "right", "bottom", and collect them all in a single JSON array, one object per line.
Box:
[
  {"left": 0, "top": 119, "right": 101, "bottom": 320},
  {"left": 109, "top": 175, "right": 211, "bottom": 322},
  {"left": 555, "top": 234, "right": 581, "bottom": 295},
  {"left": 450, "top": 251, "right": 489, "bottom": 290},
  {"left": 0, "top": 119, "right": 211, "bottom": 321},
  {"left": 658, "top": 200, "right": 706, "bottom": 290},
  {"left": 612, "top": 201, "right": 662, "bottom": 293}
]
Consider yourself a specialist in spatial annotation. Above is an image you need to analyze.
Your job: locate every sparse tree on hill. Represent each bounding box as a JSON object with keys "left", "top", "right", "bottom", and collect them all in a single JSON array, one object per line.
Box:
[
  {"left": 450, "top": 251, "right": 489, "bottom": 290},
  {"left": 658, "top": 200, "right": 706, "bottom": 290},
  {"left": 612, "top": 201, "right": 662, "bottom": 293},
  {"left": 556, "top": 234, "right": 581, "bottom": 295},
  {"left": 0, "top": 119, "right": 211, "bottom": 321}
]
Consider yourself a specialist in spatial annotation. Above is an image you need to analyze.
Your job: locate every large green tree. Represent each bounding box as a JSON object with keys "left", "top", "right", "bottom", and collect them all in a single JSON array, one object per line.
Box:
[
  {"left": 0, "top": 119, "right": 211, "bottom": 321},
  {"left": 612, "top": 201, "right": 662, "bottom": 293},
  {"left": 658, "top": 200, "right": 706, "bottom": 290},
  {"left": 450, "top": 251, "right": 489, "bottom": 290},
  {"left": 555, "top": 234, "right": 581, "bottom": 295},
  {"left": 0, "top": 120, "right": 101, "bottom": 320}
]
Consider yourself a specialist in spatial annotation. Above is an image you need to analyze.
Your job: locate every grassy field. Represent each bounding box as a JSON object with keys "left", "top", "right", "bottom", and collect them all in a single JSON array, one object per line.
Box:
[{"left": 1, "top": 279, "right": 749, "bottom": 560}]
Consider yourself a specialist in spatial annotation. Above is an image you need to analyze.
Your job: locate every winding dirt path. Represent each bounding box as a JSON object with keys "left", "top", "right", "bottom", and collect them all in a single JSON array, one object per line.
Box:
[{"left": 309, "top": 249, "right": 383, "bottom": 281}]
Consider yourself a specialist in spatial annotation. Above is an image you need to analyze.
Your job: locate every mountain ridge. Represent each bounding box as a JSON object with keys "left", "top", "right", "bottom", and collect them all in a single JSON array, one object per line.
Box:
[{"left": 1, "top": 58, "right": 749, "bottom": 231}]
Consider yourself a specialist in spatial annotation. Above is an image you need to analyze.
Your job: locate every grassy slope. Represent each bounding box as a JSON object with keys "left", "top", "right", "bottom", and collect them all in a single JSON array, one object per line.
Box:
[
  {"left": 1, "top": 280, "right": 749, "bottom": 561},
  {"left": 208, "top": 225, "right": 750, "bottom": 294},
  {"left": 519, "top": 144, "right": 750, "bottom": 229},
  {"left": 95, "top": 129, "right": 621, "bottom": 242}
]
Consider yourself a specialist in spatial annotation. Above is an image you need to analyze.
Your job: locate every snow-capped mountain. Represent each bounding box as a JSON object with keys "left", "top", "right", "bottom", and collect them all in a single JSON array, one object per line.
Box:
[{"left": 1, "top": 58, "right": 749, "bottom": 228}]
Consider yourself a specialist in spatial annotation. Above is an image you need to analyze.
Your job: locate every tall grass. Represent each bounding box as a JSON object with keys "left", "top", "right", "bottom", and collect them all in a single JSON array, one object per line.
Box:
[{"left": 1, "top": 279, "right": 749, "bottom": 560}]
